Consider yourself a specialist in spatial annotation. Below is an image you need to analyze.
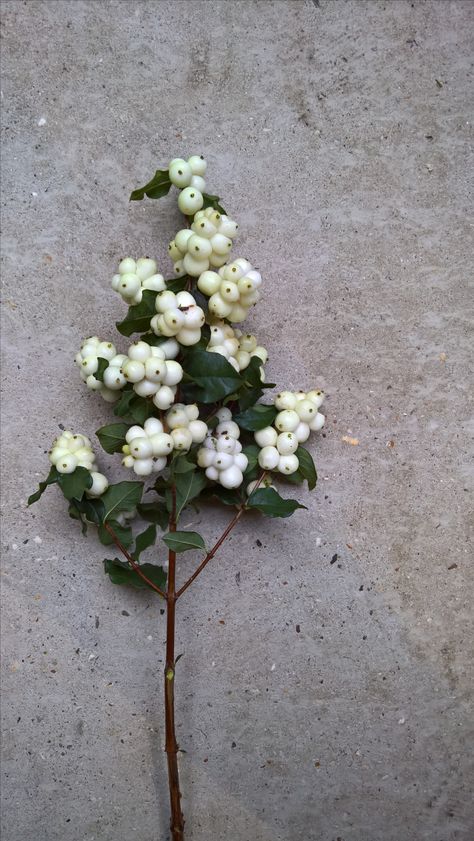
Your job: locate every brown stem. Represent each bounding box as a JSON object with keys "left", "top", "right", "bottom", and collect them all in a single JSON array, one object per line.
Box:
[
  {"left": 103, "top": 522, "right": 166, "bottom": 599},
  {"left": 164, "top": 484, "right": 185, "bottom": 840}
]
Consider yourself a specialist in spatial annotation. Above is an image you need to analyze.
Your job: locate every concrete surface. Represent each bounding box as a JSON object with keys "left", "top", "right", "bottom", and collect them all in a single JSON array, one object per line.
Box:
[{"left": 1, "top": 1, "right": 473, "bottom": 839}]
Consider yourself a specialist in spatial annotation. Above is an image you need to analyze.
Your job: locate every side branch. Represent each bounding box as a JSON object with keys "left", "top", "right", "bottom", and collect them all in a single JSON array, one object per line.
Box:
[
  {"left": 103, "top": 521, "right": 167, "bottom": 599},
  {"left": 176, "top": 506, "right": 244, "bottom": 599},
  {"left": 176, "top": 470, "right": 268, "bottom": 599}
]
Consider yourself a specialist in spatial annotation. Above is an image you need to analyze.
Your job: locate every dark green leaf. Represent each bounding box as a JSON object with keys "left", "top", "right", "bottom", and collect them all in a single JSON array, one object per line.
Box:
[
  {"left": 58, "top": 467, "right": 93, "bottom": 501},
  {"left": 234, "top": 403, "right": 277, "bottom": 431},
  {"left": 139, "top": 332, "right": 171, "bottom": 347},
  {"left": 137, "top": 502, "right": 169, "bottom": 530},
  {"left": 209, "top": 486, "right": 243, "bottom": 506},
  {"left": 201, "top": 192, "right": 227, "bottom": 214},
  {"left": 171, "top": 454, "right": 196, "bottom": 475},
  {"left": 101, "top": 481, "right": 144, "bottom": 521},
  {"left": 116, "top": 290, "right": 157, "bottom": 336},
  {"left": 98, "top": 520, "right": 133, "bottom": 548},
  {"left": 246, "top": 487, "right": 307, "bottom": 518},
  {"left": 28, "top": 466, "right": 60, "bottom": 505},
  {"left": 69, "top": 495, "right": 105, "bottom": 525},
  {"left": 130, "top": 168, "right": 172, "bottom": 202},
  {"left": 182, "top": 350, "right": 243, "bottom": 403},
  {"left": 113, "top": 388, "right": 154, "bottom": 424},
  {"left": 103, "top": 558, "right": 167, "bottom": 593},
  {"left": 162, "top": 531, "right": 205, "bottom": 553},
  {"left": 96, "top": 422, "right": 129, "bottom": 454},
  {"left": 296, "top": 446, "right": 317, "bottom": 490},
  {"left": 238, "top": 385, "right": 264, "bottom": 411},
  {"left": 165, "top": 275, "right": 190, "bottom": 293},
  {"left": 169, "top": 471, "right": 208, "bottom": 519},
  {"left": 94, "top": 357, "right": 110, "bottom": 382},
  {"left": 135, "top": 524, "right": 157, "bottom": 560},
  {"left": 242, "top": 444, "right": 260, "bottom": 474}
]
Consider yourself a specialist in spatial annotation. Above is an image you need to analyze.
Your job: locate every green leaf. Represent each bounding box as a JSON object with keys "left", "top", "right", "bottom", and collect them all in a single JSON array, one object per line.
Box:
[
  {"left": 103, "top": 558, "right": 167, "bottom": 593},
  {"left": 162, "top": 531, "right": 206, "bottom": 553},
  {"left": 116, "top": 290, "right": 157, "bottom": 336},
  {"left": 58, "top": 467, "right": 93, "bottom": 501},
  {"left": 182, "top": 350, "right": 243, "bottom": 403},
  {"left": 94, "top": 357, "right": 110, "bottom": 382},
  {"left": 69, "top": 495, "right": 105, "bottom": 526},
  {"left": 137, "top": 502, "right": 169, "bottom": 530},
  {"left": 201, "top": 192, "right": 227, "bottom": 214},
  {"left": 170, "top": 471, "right": 208, "bottom": 519},
  {"left": 28, "top": 465, "right": 60, "bottom": 505},
  {"left": 134, "top": 524, "right": 157, "bottom": 560},
  {"left": 165, "top": 275, "right": 190, "bottom": 293},
  {"left": 101, "top": 481, "right": 144, "bottom": 521},
  {"left": 296, "top": 446, "right": 317, "bottom": 490},
  {"left": 130, "top": 168, "right": 172, "bottom": 202},
  {"left": 98, "top": 520, "right": 133, "bottom": 548},
  {"left": 113, "top": 388, "right": 154, "bottom": 424},
  {"left": 246, "top": 487, "right": 307, "bottom": 518},
  {"left": 242, "top": 444, "right": 260, "bottom": 474},
  {"left": 96, "top": 422, "right": 129, "bottom": 454},
  {"left": 238, "top": 385, "right": 264, "bottom": 411},
  {"left": 209, "top": 486, "right": 243, "bottom": 506},
  {"left": 234, "top": 403, "right": 277, "bottom": 431},
  {"left": 171, "top": 454, "right": 196, "bottom": 475}
]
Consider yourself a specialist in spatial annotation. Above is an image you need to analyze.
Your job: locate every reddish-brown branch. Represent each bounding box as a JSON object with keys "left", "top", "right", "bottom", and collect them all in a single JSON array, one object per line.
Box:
[
  {"left": 103, "top": 521, "right": 166, "bottom": 599},
  {"left": 176, "top": 505, "right": 245, "bottom": 600},
  {"left": 175, "top": 471, "right": 268, "bottom": 600},
  {"left": 164, "top": 483, "right": 185, "bottom": 839}
]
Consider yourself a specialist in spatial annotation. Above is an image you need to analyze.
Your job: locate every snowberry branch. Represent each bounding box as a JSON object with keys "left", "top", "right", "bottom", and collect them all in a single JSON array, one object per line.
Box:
[{"left": 103, "top": 521, "right": 167, "bottom": 599}]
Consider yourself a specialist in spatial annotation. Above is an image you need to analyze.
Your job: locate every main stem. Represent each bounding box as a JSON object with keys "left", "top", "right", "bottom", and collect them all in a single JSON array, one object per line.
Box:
[{"left": 164, "top": 485, "right": 185, "bottom": 840}]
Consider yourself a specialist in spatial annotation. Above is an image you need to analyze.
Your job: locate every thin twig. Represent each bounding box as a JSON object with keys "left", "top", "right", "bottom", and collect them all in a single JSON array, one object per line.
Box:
[
  {"left": 103, "top": 521, "right": 167, "bottom": 599},
  {"left": 176, "top": 471, "right": 268, "bottom": 599}
]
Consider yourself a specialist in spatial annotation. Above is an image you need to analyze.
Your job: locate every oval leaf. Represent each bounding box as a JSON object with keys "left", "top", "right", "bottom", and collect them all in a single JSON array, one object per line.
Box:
[
  {"left": 104, "top": 558, "right": 166, "bottom": 593},
  {"left": 96, "top": 422, "right": 129, "bottom": 454},
  {"left": 116, "top": 290, "right": 157, "bottom": 336},
  {"left": 130, "top": 168, "right": 172, "bottom": 202},
  {"left": 246, "top": 487, "right": 307, "bottom": 518},
  {"left": 296, "top": 446, "right": 317, "bottom": 490},
  {"left": 101, "top": 481, "right": 144, "bottom": 521},
  {"left": 58, "top": 467, "right": 93, "bottom": 501},
  {"left": 182, "top": 350, "right": 243, "bottom": 403},
  {"left": 234, "top": 403, "right": 277, "bottom": 431},
  {"left": 162, "top": 531, "right": 206, "bottom": 553}
]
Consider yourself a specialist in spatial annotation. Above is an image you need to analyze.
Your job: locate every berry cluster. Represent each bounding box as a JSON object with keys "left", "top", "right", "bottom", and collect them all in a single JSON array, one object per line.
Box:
[
  {"left": 75, "top": 336, "right": 124, "bottom": 403},
  {"left": 120, "top": 340, "right": 183, "bottom": 410},
  {"left": 49, "top": 431, "right": 108, "bottom": 496},
  {"left": 169, "top": 208, "right": 238, "bottom": 278},
  {"left": 151, "top": 290, "right": 205, "bottom": 346},
  {"left": 165, "top": 404, "right": 209, "bottom": 451},
  {"left": 197, "top": 409, "right": 248, "bottom": 488},
  {"left": 255, "top": 390, "right": 326, "bottom": 475},
  {"left": 198, "top": 259, "right": 262, "bottom": 322},
  {"left": 112, "top": 257, "right": 166, "bottom": 305},
  {"left": 168, "top": 155, "right": 207, "bottom": 216},
  {"left": 122, "top": 418, "right": 173, "bottom": 476},
  {"left": 207, "top": 321, "right": 267, "bottom": 373}
]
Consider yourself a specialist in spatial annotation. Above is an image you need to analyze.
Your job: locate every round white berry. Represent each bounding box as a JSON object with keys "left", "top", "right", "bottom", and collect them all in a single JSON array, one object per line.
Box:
[
  {"left": 274, "top": 391, "right": 297, "bottom": 411},
  {"left": 171, "top": 428, "right": 193, "bottom": 451},
  {"left": 275, "top": 410, "right": 300, "bottom": 433},
  {"left": 178, "top": 187, "right": 203, "bottom": 215},
  {"left": 277, "top": 432, "right": 298, "bottom": 455},
  {"left": 169, "top": 159, "right": 192, "bottom": 188},
  {"left": 278, "top": 454, "right": 299, "bottom": 475},
  {"left": 219, "top": 465, "right": 243, "bottom": 489},
  {"left": 254, "top": 426, "right": 278, "bottom": 448},
  {"left": 56, "top": 453, "right": 78, "bottom": 474},
  {"left": 86, "top": 472, "right": 109, "bottom": 498},
  {"left": 187, "top": 155, "right": 207, "bottom": 176},
  {"left": 258, "top": 446, "right": 280, "bottom": 470}
]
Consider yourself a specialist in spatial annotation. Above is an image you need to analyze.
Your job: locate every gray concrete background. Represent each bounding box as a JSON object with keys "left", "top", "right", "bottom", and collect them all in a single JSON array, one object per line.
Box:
[{"left": 1, "top": 1, "right": 473, "bottom": 839}]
